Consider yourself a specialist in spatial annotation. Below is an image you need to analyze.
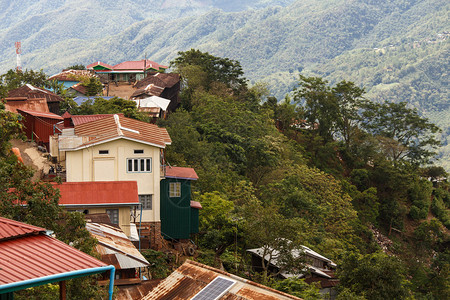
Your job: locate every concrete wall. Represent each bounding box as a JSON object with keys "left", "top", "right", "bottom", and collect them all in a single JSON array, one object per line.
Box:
[
  {"left": 64, "top": 206, "right": 133, "bottom": 237},
  {"left": 65, "top": 139, "right": 163, "bottom": 223}
]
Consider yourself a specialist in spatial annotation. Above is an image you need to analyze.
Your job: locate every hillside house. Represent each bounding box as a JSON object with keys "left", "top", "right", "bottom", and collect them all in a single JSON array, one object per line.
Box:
[
  {"left": 48, "top": 69, "right": 98, "bottom": 89},
  {"left": 160, "top": 166, "right": 201, "bottom": 241},
  {"left": 131, "top": 72, "right": 181, "bottom": 112},
  {"left": 86, "top": 222, "right": 150, "bottom": 285},
  {"left": 55, "top": 181, "right": 140, "bottom": 237},
  {"left": 248, "top": 245, "right": 338, "bottom": 299},
  {"left": 55, "top": 114, "right": 171, "bottom": 249},
  {"left": 87, "top": 60, "right": 168, "bottom": 83},
  {"left": 6, "top": 84, "right": 63, "bottom": 114},
  {"left": 133, "top": 96, "right": 171, "bottom": 121}
]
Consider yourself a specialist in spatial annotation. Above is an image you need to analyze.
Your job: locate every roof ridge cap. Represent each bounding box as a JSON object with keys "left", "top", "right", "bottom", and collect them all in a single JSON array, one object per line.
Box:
[{"left": 114, "top": 114, "right": 123, "bottom": 136}]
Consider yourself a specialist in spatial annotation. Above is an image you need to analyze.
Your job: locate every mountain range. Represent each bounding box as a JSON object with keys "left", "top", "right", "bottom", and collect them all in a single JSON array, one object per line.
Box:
[{"left": 0, "top": 0, "right": 448, "bottom": 169}]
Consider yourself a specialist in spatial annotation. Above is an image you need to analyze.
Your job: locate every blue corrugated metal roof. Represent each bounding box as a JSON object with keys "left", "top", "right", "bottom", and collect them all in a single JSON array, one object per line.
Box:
[{"left": 73, "top": 96, "right": 115, "bottom": 106}]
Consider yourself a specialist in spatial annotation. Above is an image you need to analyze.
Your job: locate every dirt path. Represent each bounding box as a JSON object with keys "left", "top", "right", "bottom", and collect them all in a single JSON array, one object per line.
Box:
[{"left": 11, "top": 139, "right": 52, "bottom": 181}]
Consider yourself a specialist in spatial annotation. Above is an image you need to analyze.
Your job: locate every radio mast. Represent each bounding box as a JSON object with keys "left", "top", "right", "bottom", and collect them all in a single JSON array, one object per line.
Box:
[{"left": 15, "top": 42, "right": 22, "bottom": 71}]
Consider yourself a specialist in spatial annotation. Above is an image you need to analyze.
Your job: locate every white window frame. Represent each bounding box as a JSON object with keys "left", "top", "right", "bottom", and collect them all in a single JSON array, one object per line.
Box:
[
  {"left": 127, "top": 158, "right": 152, "bottom": 173},
  {"left": 106, "top": 209, "right": 119, "bottom": 224},
  {"left": 139, "top": 194, "right": 153, "bottom": 210},
  {"left": 169, "top": 182, "right": 181, "bottom": 198}
]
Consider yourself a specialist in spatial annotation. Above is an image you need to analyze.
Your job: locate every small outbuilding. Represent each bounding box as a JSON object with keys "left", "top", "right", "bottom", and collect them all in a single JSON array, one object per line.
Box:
[
  {"left": 17, "top": 108, "right": 63, "bottom": 150},
  {"left": 160, "top": 166, "right": 201, "bottom": 241},
  {"left": 0, "top": 217, "right": 115, "bottom": 300}
]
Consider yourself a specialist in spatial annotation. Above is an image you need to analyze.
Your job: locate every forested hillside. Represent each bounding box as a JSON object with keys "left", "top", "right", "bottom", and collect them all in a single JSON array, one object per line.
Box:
[
  {"left": 0, "top": 0, "right": 448, "bottom": 169},
  {"left": 160, "top": 50, "right": 449, "bottom": 299}
]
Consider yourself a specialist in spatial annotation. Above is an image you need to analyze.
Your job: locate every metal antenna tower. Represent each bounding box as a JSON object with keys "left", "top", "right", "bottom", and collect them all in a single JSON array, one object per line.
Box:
[{"left": 15, "top": 42, "right": 22, "bottom": 71}]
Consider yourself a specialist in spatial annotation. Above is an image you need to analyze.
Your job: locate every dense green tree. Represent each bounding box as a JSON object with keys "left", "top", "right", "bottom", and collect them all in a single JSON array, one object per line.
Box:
[
  {"left": 66, "top": 64, "right": 86, "bottom": 70},
  {"left": 197, "top": 192, "right": 237, "bottom": 258},
  {"left": 171, "top": 49, "right": 246, "bottom": 91},
  {"left": 408, "top": 179, "right": 433, "bottom": 220},
  {"left": 242, "top": 201, "right": 306, "bottom": 284},
  {"left": 272, "top": 278, "right": 322, "bottom": 300},
  {"left": 361, "top": 101, "right": 441, "bottom": 165},
  {"left": 0, "top": 69, "right": 48, "bottom": 97},
  {"left": 332, "top": 80, "right": 365, "bottom": 150},
  {"left": 71, "top": 97, "right": 149, "bottom": 121},
  {"left": 170, "top": 49, "right": 247, "bottom": 109},
  {"left": 83, "top": 77, "right": 103, "bottom": 96},
  {"left": 337, "top": 252, "right": 409, "bottom": 300},
  {"left": 293, "top": 76, "right": 337, "bottom": 142},
  {"left": 0, "top": 102, "right": 23, "bottom": 155}
]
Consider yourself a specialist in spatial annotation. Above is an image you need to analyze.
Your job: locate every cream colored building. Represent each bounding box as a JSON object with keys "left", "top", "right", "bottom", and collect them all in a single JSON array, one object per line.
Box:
[{"left": 57, "top": 114, "right": 171, "bottom": 234}]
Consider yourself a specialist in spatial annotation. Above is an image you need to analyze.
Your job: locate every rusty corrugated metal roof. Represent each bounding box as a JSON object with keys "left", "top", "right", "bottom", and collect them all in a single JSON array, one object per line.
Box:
[
  {"left": 142, "top": 260, "right": 302, "bottom": 300},
  {"left": 7, "top": 84, "right": 62, "bottom": 103},
  {"left": 0, "top": 218, "right": 106, "bottom": 285},
  {"left": 54, "top": 181, "right": 139, "bottom": 206},
  {"left": 86, "top": 223, "right": 149, "bottom": 269},
  {"left": 4, "top": 98, "right": 49, "bottom": 113},
  {"left": 71, "top": 114, "right": 171, "bottom": 149},
  {"left": 165, "top": 166, "right": 198, "bottom": 180},
  {"left": 48, "top": 69, "right": 96, "bottom": 81},
  {"left": 0, "top": 217, "right": 44, "bottom": 240},
  {"left": 17, "top": 108, "right": 63, "bottom": 120},
  {"left": 135, "top": 73, "right": 180, "bottom": 89},
  {"left": 131, "top": 84, "right": 165, "bottom": 98}
]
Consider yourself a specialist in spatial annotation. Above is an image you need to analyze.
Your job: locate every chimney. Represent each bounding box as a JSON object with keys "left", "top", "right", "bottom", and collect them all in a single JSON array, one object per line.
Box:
[{"left": 62, "top": 111, "right": 73, "bottom": 128}]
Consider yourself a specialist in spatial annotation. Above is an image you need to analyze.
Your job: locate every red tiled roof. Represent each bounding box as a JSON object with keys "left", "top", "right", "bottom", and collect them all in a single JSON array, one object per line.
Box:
[
  {"left": 165, "top": 166, "right": 198, "bottom": 180},
  {"left": 190, "top": 201, "right": 202, "bottom": 209},
  {"left": 86, "top": 61, "right": 114, "bottom": 70},
  {"left": 54, "top": 181, "right": 139, "bottom": 206},
  {"left": 70, "top": 83, "right": 88, "bottom": 95},
  {"left": 17, "top": 108, "right": 63, "bottom": 120},
  {"left": 0, "top": 232, "right": 106, "bottom": 285},
  {"left": 71, "top": 114, "right": 120, "bottom": 126},
  {"left": 0, "top": 217, "right": 45, "bottom": 240},
  {"left": 72, "top": 114, "right": 171, "bottom": 149},
  {"left": 113, "top": 60, "right": 168, "bottom": 71}
]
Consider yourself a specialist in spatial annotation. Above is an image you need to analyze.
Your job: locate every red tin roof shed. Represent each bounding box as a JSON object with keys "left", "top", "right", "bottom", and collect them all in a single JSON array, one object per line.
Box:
[
  {"left": 17, "top": 108, "right": 63, "bottom": 147},
  {"left": 165, "top": 166, "right": 198, "bottom": 180},
  {"left": 0, "top": 217, "right": 114, "bottom": 297}
]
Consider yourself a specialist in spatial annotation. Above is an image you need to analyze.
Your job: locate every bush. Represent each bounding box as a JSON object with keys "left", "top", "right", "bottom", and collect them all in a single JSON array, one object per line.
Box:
[
  {"left": 431, "top": 197, "right": 450, "bottom": 229},
  {"left": 141, "top": 249, "right": 174, "bottom": 279},
  {"left": 408, "top": 180, "right": 432, "bottom": 220},
  {"left": 271, "top": 278, "right": 322, "bottom": 300}
]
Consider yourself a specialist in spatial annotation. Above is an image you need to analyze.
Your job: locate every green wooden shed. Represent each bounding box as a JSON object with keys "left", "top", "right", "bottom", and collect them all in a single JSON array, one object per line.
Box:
[{"left": 160, "top": 166, "right": 201, "bottom": 240}]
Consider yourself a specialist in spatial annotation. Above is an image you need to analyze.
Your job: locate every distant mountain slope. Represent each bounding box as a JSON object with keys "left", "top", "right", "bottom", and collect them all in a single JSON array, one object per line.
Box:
[{"left": 0, "top": 0, "right": 448, "bottom": 168}]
